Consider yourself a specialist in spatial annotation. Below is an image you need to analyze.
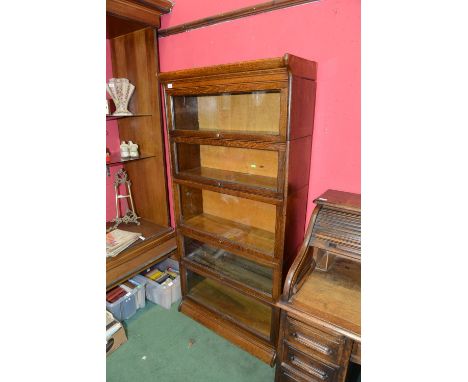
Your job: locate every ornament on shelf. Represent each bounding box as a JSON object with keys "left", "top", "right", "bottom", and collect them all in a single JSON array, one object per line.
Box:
[
  {"left": 107, "top": 169, "right": 140, "bottom": 232},
  {"left": 128, "top": 141, "right": 139, "bottom": 158},
  {"left": 120, "top": 141, "right": 130, "bottom": 158},
  {"left": 106, "top": 78, "right": 135, "bottom": 116}
]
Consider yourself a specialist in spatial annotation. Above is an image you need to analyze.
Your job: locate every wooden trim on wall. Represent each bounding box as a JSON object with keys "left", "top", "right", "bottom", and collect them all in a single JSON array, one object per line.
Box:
[{"left": 158, "top": 0, "right": 319, "bottom": 37}]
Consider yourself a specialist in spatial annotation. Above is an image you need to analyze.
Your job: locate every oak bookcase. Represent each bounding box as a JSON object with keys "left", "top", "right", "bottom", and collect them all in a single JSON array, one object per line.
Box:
[{"left": 160, "top": 55, "right": 317, "bottom": 364}]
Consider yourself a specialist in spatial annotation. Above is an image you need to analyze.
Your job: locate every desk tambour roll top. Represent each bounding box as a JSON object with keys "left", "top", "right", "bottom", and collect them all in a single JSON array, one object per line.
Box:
[{"left": 310, "top": 191, "right": 361, "bottom": 263}]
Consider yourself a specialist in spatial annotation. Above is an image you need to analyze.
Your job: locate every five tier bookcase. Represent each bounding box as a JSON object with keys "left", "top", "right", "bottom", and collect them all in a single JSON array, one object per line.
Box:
[{"left": 159, "top": 54, "right": 317, "bottom": 365}]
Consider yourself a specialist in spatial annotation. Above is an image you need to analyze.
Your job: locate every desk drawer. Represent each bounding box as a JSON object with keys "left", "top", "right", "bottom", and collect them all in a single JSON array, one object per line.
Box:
[
  {"left": 285, "top": 344, "right": 339, "bottom": 381},
  {"left": 287, "top": 316, "right": 346, "bottom": 365},
  {"left": 278, "top": 365, "right": 313, "bottom": 382}
]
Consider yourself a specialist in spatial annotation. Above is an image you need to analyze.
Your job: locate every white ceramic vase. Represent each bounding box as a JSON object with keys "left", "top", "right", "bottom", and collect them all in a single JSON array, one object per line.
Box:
[{"left": 106, "top": 78, "right": 135, "bottom": 116}]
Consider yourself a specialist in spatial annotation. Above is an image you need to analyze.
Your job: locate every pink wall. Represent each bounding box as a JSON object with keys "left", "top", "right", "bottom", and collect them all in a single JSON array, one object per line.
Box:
[
  {"left": 106, "top": 40, "right": 127, "bottom": 221},
  {"left": 159, "top": 0, "right": 361, "bottom": 222}
]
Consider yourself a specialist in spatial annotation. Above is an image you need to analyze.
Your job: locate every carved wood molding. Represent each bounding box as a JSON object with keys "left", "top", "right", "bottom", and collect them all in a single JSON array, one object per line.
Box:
[
  {"left": 133, "top": 0, "right": 174, "bottom": 13},
  {"left": 107, "top": 0, "right": 174, "bottom": 27},
  {"left": 158, "top": 0, "right": 319, "bottom": 37}
]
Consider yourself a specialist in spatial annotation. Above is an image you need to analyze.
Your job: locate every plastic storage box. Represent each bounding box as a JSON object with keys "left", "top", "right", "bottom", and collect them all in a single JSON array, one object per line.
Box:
[
  {"left": 145, "top": 278, "right": 173, "bottom": 309},
  {"left": 106, "top": 288, "right": 137, "bottom": 321},
  {"left": 142, "top": 258, "right": 182, "bottom": 309},
  {"left": 130, "top": 274, "right": 149, "bottom": 311},
  {"left": 156, "top": 258, "right": 182, "bottom": 303},
  {"left": 123, "top": 280, "right": 146, "bottom": 310}
]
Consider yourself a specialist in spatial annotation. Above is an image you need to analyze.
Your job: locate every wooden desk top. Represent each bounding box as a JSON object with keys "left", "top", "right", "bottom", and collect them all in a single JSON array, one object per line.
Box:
[{"left": 282, "top": 256, "right": 361, "bottom": 340}]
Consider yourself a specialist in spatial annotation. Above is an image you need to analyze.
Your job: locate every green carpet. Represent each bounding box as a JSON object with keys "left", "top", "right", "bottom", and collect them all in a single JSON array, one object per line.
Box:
[{"left": 107, "top": 302, "right": 275, "bottom": 382}]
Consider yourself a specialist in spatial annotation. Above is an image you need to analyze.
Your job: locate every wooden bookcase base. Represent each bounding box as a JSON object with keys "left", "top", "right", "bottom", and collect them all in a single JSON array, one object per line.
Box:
[{"left": 179, "top": 298, "right": 276, "bottom": 366}]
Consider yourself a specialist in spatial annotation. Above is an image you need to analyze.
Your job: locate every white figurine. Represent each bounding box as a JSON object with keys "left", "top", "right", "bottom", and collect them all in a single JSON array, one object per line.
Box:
[
  {"left": 128, "top": 141, "right": 139, "bottom": 158},
  {"left": 120, "top": 141, "right": 130, "bottom": 158}
]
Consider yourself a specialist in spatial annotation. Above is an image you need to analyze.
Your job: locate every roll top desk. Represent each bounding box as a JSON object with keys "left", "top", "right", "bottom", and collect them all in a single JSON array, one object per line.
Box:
[{"left": 276, "top": 190, "right": 361, "bottom": 381}]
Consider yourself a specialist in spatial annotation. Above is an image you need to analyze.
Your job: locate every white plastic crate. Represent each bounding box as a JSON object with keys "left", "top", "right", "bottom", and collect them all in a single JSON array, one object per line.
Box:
[
  {"left": 141, "top": 257, "right": 181, "bottom": 309},
  {"left": 156, "top": 258, "right": 182, "bottom": 303},
  {"left": 171, "top": 276, "right": 182, "bottom": 303},
  {"left": 106, "top": 288, "right": 137, "bottom": 321},
  {"left": 145, "top": 278, "right": 173, "bottom": 309}
]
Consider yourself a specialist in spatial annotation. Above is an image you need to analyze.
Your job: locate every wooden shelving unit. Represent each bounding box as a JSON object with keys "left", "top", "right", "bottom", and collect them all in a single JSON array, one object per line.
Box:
[
  {"left": 106, "top": 1, "right": 175, "bottom": 290},
  {"left": 160, "top": 55, "right": 317, "bottom": 365}
]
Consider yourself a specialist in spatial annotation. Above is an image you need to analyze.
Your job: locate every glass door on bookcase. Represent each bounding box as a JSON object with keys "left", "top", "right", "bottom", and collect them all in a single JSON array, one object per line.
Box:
[
  {"left": 177, "top": 184, "right": 277, "bottom": 257},
  {"left": 170, "top": 91, "right": 282, "bottom": 137},
  {"left": 173, "top": 141, "right": 282, "bottom": 194},
  {"left": 182, "top": 236, "right": 274, "bottom": 299},
  {"left": 185, "top": 268, "right": 273, "bottom": 341}
]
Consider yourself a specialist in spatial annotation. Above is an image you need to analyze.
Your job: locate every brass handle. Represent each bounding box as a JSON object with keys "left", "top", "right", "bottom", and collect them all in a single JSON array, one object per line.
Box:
[
  {"left": 289, "top": 355, "right": 328, "bottom": 380},
  {"left": 292, "top": 332, "right": 332, "bottom": 355}
]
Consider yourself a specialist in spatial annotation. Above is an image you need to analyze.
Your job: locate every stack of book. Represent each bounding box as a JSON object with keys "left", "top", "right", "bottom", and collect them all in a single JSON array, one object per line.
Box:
[
  {"left": 141, "top": 263, "right": 179, "bottom": 286},
  {"left": 106, "top": 229, "right": 141, "bottom": 258}
]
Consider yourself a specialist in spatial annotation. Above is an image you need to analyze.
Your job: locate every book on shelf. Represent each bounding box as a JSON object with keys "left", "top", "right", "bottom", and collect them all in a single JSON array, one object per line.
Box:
[{"left": 106, "top": 229, "right": 141, "bottom": 258}]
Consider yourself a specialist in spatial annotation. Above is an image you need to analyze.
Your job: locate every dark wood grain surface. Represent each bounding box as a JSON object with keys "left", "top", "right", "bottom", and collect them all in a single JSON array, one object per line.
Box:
[
  {"left": 162, "top": 55, "right": 317, "bottom": 365},
  {"left": 276, "top": 190, "right": 361, "bottom": 382},
  {"left": 106, "top": 24, "right": 174, "bottom": 289},
  {"left": 180, "top": 298, "right": 277, "bottom": 365},
  {"left": 107, "top": 0, "right": 173, "bottom": 29},
  {"left": 186, "top": 271, "right": 273, "bottom": 339},
  {"left": 159, "top": 54, "right": 316, "bottom": 82},
  {"left": 315, "top": 190, "right": 361, "bottom": 212},
  {"left": 110, "top": 28, "right": 170, "bottom": 227},
  {"left": 158, "top": 0, "right": 319, "bottom": 37}
]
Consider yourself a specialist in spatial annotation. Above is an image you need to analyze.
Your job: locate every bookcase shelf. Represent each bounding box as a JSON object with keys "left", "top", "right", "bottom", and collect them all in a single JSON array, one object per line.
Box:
[
  {"left": 176, "top": 166, "right": 277, "bottom": 191},
  {"left": 184, "top": 213, "right": 276, "bottom": 256},
  {"left": 184, "top": 236, "right": 274, "bottom": 297},
  {"left": 186, "top": 271, "right": 272, "bottom": 339},
  {"left": 106, "top": 113, "right": 152, "bottom": 121},
  {"left": 107, "top": 153, "right": 155, "bottom": 167}
]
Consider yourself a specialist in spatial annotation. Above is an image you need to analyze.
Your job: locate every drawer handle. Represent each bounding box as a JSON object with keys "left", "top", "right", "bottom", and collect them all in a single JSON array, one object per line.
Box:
[
  {"left": 283, "top": 371, "right": 300, "bottom": 381},
  {"left": 289, "top": 355, "right": 328, "bottom": 380},
  {"left": 292, "top": 332, "right": 333, "bottom": 355}
]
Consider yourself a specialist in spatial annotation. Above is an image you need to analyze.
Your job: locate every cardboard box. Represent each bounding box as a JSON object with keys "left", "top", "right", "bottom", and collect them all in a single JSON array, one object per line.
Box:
[{"left": 106, "top": 313, "right": 127, "bottom": 356}]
